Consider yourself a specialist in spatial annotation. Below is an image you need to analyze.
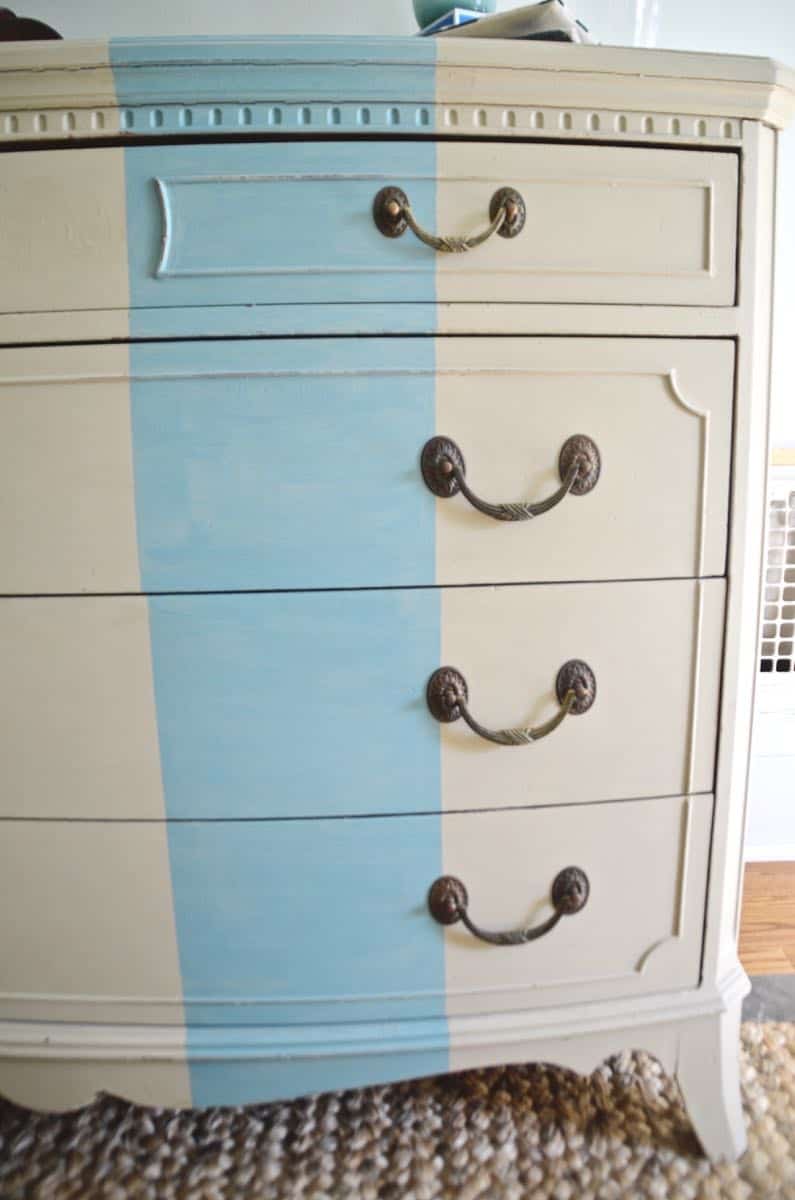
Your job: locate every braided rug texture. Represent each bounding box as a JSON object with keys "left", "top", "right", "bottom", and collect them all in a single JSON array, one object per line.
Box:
[{"left": 0, "top": 1023, "right": 793, "bottom": 1200}]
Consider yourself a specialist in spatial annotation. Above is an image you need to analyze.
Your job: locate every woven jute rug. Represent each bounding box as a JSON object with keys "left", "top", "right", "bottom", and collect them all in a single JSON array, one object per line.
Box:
[{"left": 0, "top": 1023, "right": 793, "bottom": 1200}]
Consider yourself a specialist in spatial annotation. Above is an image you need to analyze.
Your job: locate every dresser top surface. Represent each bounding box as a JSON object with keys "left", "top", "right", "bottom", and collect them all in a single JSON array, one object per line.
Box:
[{"left": 0, "top": 36, "right": 792, "bottom": 132}]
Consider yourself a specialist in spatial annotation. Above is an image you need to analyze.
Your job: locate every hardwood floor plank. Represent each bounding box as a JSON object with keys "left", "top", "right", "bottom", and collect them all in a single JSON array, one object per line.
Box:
[{"left": 739, "top": 862, "right": 795, "bottom": 975}]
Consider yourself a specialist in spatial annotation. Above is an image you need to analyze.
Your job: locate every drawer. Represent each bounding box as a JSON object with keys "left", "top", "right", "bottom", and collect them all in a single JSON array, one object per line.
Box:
[
  {"left": 1, "top": 580, "right": 724, "bottom": 820},
  {"left": 0, "top": 140, "right": 737, "bottom": 318},
  {"left": 0, "top": 794, "right": 711, "bottom": 1033},
  {"left": 0, "top": 337, "right": 733, "bottom": 593}
]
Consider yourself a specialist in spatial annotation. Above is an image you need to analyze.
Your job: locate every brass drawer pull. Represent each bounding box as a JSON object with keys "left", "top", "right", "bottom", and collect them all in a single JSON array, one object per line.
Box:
[
  {"left": 373, "top": 185, "right": 525, "bottom": 251},
  {"left": 421, "top": 434, "right": 601, "bottom": 521},
  {"left": 428, "top": 866, "right": 590, "bottom": 946},
  {"left": 426, "top": 659, "right": 596, "bottom": 746}
]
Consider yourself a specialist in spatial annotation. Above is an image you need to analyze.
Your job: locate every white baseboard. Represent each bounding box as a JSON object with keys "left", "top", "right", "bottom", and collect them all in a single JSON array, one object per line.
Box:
[{"left": 743, "top": 844, "right": 795, "bottom": 862}]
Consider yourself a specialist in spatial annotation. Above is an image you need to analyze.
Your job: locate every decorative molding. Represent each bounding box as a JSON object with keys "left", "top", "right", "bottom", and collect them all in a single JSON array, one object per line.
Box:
[
  {"left": 635, "top": 796, "right": 693, "bottom": 974},
  {"left": 0, "top": 968, "right": 749, "bottom": 1115},
  {"left": 1, "top": 106, "right": 117, "bottom": 139},
  {"left": 0, "top": 964, "right": 747, "bottom": 1070},
  {"left": 666, "top": 368, "right": 711, "bottom": 581},
  {"left": 0, "top": 39, "right": 791, "bottom": 138},
  {"left": 436, "top": 104, "right": 742, "bottom": 145},
  {"left": 0, "top": 101, "right": 746, "bottom": 146},
  {"left": 150, "top": 170, "right": 720, "bottom": 287}
]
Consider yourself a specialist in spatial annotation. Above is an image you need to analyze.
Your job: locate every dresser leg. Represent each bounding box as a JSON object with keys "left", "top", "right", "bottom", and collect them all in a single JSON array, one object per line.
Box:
[{"left": 675, "top": 1000, "right": 746, "bottom": 1161}]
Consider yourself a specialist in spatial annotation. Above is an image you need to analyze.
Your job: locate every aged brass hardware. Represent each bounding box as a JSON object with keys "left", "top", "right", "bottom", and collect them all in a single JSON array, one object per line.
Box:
[
  {"left": 426, "top": 659, "right": 596, "bottom": 746},
  {"left": 373, "top": 185, "right": 525, "bottom": 249},
  {"left": 421, "top": 433, "right": 601, "bottom": 520},
  {"left": 427, "top": 866, "right": 590, "bottom": 945}
]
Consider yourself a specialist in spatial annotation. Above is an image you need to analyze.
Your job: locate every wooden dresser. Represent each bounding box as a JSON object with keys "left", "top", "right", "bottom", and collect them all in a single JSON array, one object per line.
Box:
[{"left": 1, "top": 36, "right": 792, "bottom": 1161}]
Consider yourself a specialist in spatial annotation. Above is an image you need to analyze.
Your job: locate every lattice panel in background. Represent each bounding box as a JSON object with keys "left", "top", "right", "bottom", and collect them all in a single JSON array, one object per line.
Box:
[{"left": 761, "top": 468, "right": 795, "bottom": 676}]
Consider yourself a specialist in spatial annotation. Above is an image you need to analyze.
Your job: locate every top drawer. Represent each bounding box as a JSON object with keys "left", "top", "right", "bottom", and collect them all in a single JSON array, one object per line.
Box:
[{"left": 0, "top": 140, "right": 738, "bottom": 318}]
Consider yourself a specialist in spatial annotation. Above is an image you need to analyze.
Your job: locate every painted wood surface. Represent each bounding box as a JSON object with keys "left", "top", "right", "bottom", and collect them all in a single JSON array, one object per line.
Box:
[
  {"left": 432, "top": 338, "right": 733, "bottom": 585},
  {"left": 0, "top": 970, "right": 746, "bottom": 1119},
  {"left": 0, "top": 148, "right": 129, "bottom": 317},
  {"left": 441, "top": 793, "right": 712, "bottom": 1018},
  {"left": 704, "top": 123, "right": 777, "bottom": 989},
  {"left": 0, "top": 34, "right": 785, "bottom": 1159},
  {"left": 676, "top": 998, "right": 746, "bottom": 1161},
  {"left": 433, "top": 143, "right": 737, "bottom": 306},
  {"left": 0, "top": 821, "right": 184, "bottom": 1027},
  {"left": 0, "top": 302, "right": 743, "bottom": 346},
  {"left": 2, "top": 38, "right": 791, "bottom": 142},
  {"left": 0, "top": 581, "right": 723, "bottom": 821},
  {"left": 129, "top": 338, "right": 436, "bottom": 593},
  {"left": 0, "top": 792, "right": 710, "bottom": 1105},
  {"left": 438, "top": 580, "right": 724, "bottom": 812},
  {"left": 0, "top": 345, "right": 141, "bottom": 594},
  {"left": 0, "top": 597, "right": 166, "bottom": 820},
  {"left": 0, "top": 338, "right": 732, "bottom": 593},
  {"left": 123, "top": 140, "right": 436, "bottom": 313},
  {"left": 0, "top": 136, "right": 737, "bottom": 321},
  {"left": 121, "top": 139, "right": 736, "bottom": 313}
]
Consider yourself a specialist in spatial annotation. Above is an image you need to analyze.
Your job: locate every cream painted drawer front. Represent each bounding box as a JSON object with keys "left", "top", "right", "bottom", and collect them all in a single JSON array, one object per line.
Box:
[
  {"left": 0, "top": 140, "right": 737, "bottom": 319},
  {"left": 427, "top": 142, "right": 737, "bottom": 306},
  {"left": 0, "top": 337, "right": 732, "bottom": 593},
  {"left": 0, "top": 793, "right": 711, "bottom": 1029},
  {"left": 0, "top": 821, "right": 185, "bottom": 1028},
  {"left": 0, "top": 579, "right": 723, "bottom": 821},
  {"left": 0, "top": 148, "right": 129, "bottom": 316},
  {"left": 440, "top": 792, "right": 712, "bottom": 1017}
]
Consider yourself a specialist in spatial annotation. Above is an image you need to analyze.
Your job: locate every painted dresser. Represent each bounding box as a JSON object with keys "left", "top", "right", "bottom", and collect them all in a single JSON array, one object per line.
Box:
[{"left": 1, "top": 37, "right": 793, "bottom": 1161}]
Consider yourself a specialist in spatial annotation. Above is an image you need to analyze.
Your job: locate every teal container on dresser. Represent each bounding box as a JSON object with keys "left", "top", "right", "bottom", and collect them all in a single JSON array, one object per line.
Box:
[{"left": 0, "top": 35, "right": 793, "bottom": 1162}]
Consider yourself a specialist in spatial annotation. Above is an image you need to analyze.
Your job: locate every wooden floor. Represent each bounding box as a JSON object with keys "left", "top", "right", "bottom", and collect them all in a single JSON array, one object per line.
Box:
[{"left": 739, "top": 862, "right": 795, "bottom": 975}]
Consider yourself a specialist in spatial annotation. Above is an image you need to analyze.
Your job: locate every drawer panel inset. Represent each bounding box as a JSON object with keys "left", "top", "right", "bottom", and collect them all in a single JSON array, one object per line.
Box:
[
  {"left": 0, "top": 580, "right": 724, "bottom": 820},
  {"left": 0, "top": 338, "right": 733, "bottom": 593},
  {"left": 0, "top": 793, "right": 711, "bottom": 1032}
]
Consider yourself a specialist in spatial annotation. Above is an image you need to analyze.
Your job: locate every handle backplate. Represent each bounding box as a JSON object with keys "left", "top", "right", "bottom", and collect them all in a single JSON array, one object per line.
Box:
[
  {"left": 558, "top": 433, "right": 602, "bottom": 496},
  {"left": 555, "top": 659, "right": 597, "bottom": 716},
  {"left": 428, "top": 866, "right": 590, "bottom": 945},
  {"left": 373, "top": 186, "right": 411, "bottom": 238},
  {"left": 427, "top": 659, "right": 596, "bottom": 725},
  {"left": 421, "top": 433, "right": 601, "bottom": 507},
  {"left": 373, "top": 185, "right": 526, "bottom": 245},
  {"left": 489, "top": 187, "right": 527, "bottom": 238},
  {"left": 426, "top": 665, "right": 469, "bottom": 723}
]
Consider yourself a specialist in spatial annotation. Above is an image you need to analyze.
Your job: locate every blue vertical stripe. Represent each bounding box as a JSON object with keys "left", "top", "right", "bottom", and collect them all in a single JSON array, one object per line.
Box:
[
  {"left": 146, "top": 589, "right": 441, "bottom": 821},
  {"left": 171, "top": 814, "right": 448, "bottom": 1103},
  {"left": 145, "top": 589, "right": 446, "bottom": 1100},
  {"left": 188, "top": 1038, "right": 449, "bottom": 1108},
  {"left": 114, "top": 35, "right": 448, "bottom": 1105},
  {"left": 128, "top": 338, "right": 436, "bottom": 591},
  {"left": 109, "top": 37, "right": 437, "bottom": 104}
]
